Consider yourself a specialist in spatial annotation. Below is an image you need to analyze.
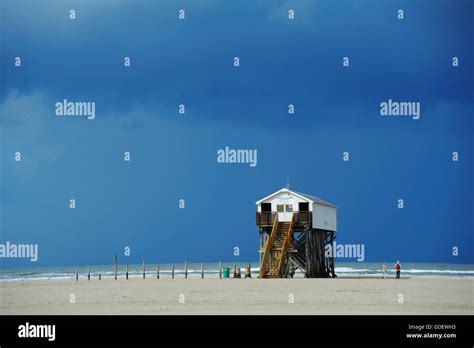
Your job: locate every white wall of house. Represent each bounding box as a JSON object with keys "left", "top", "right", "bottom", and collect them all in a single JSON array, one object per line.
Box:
[{"left": 312, "top": 203, "right": 337, "bottom": 231}]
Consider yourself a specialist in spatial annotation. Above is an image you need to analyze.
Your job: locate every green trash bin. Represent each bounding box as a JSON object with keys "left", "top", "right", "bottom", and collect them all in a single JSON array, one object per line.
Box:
[{"left": 223, "top": 267, "right": 230, "bottom": 278}]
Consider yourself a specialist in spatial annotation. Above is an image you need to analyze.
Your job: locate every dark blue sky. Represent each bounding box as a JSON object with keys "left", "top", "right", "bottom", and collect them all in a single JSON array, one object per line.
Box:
[{"left": 0, "top": 0, "right": 472, "bottom": 266}]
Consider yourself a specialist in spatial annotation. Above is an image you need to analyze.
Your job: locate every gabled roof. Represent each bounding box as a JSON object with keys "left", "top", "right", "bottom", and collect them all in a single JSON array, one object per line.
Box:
[
  {"left": 293, "top": 191, "right": 338, "bottom": 209},
  {"left": 255, "top": 187, "right": 338, "bottom": 209}
]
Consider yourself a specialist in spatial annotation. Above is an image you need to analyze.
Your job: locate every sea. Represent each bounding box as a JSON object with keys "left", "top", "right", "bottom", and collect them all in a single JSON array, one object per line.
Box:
[{"left": 0, "top": 262, "right": 473, "bottom": 281}]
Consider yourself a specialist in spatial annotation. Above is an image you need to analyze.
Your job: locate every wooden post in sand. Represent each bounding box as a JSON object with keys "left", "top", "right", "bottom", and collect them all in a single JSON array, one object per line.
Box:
[
  {"left": 87, "top": 266, "right": 90, "bottom": 281},
  {"left": 76, "top": 268, "right": 78, "bottom": 281},
  {"left": 172, "top": 265, "right": 175, "bottom": 279},
  {"left": 142, "top": 261, "right": 146, "bottom": 279},
  {"left": 114, "top": 254, "right": 118, "bottom": 280},
  {"left": 184, "top": 261, "right": 188, "bottom": 279},
  {"left": 219, "top": 261, "right": 222, "bottom": 279},
  {"left": 99, "top": 274, "right": 101, "bottom": 280},
  {"left": 201, "top": 263, "right": 204, "bottom": 279},
  {"left": 126, "top": 263, "right": 129, "bottom": 280},
  {"left": 157, "top": 265, "right": 160, "bottom": 279},
  {"left": 245, "top": 263, "right": 251, "bottom": 278}
]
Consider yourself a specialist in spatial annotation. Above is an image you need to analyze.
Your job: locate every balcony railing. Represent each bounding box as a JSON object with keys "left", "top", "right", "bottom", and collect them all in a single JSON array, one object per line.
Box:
[
  {"left": 294, "top": 211, "right": 312, "bottom": 225},
  {"left": 256, "top": 211, "right": 312, "bottom": 226},
  {"left": 256, "top": 212, "right": 275, "bottom": 225}
]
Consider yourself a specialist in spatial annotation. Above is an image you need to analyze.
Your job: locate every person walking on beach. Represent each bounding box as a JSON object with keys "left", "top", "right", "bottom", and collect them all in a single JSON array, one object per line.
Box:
[
  {"left": 382, "top": 263, "right": 387, "bottom": 279},
  {"left": 395, "top": 261, "right": 401, "bottom": 279}
]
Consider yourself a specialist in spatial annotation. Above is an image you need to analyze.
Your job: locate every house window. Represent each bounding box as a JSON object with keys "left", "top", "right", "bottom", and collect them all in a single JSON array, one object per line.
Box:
[
  {"left": 261, "top": 203, "right": 271, "bottom": 212},
  {"left": 286, "top": 204, "right": 293, "bottom": 212},
  {"left": 277, "top": 204, "right": 284, "bottom": 212}
]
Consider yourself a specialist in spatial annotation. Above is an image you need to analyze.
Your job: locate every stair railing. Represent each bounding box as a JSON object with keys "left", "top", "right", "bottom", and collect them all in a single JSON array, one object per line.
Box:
[
  {"left": 276, "top": 213, "right": 294, "bottom": 277},
  {"left": 259, "top": 213, "right": 279, "bottom": 278}
]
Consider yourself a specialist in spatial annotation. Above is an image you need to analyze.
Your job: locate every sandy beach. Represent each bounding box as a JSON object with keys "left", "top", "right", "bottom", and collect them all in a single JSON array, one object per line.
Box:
[{"left": 1, "top": 276, "right": 473, "bottom": 315}]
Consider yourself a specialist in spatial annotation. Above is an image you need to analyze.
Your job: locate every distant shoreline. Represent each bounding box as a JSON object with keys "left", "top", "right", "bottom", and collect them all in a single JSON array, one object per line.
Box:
[{"left": 1, "top": 262, "right": 473, "bottom": 281}]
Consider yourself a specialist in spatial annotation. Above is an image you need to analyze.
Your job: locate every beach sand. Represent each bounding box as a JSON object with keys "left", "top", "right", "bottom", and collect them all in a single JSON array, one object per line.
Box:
[{"left": 1, "top": 276, "right": 473, "bottom": 315}]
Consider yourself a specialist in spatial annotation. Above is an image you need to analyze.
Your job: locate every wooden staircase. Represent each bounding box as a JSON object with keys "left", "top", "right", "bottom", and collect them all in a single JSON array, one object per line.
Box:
[{"left": 259, "top": 214, "right": 293, "bottom": 278}]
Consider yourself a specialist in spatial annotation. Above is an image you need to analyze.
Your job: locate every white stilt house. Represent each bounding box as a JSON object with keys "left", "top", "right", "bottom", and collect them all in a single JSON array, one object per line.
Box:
[{"left": 255, "top": 187, "right": 338, "bottom": 278}]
